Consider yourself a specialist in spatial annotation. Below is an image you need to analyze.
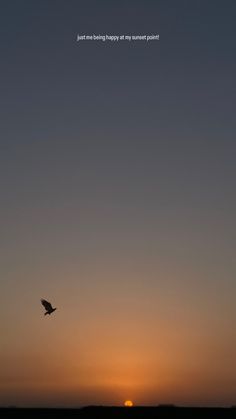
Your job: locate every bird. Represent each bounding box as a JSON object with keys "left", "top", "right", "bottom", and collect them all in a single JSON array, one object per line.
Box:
[{"left": 41, "top": 299, "right": 57, "bottom": 316}]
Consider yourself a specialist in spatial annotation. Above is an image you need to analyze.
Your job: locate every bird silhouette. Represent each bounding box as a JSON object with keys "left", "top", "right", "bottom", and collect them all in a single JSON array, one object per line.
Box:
[{"left": 41, "top": 299, "right": 57, "bottom": 316}]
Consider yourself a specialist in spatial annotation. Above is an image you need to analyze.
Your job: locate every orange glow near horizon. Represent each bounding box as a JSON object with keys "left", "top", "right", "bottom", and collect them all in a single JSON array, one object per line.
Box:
[
  {"left": 1, "top": 280, "right": 236, "bottom": 408},
  {"left": 124, "top": 400, "right": 133, "bottom": 407}
]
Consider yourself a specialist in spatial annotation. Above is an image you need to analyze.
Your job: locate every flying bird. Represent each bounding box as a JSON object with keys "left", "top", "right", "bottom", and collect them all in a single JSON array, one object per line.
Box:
[{"left": 41, "top": 299, "right": 57, "bottom": 316}]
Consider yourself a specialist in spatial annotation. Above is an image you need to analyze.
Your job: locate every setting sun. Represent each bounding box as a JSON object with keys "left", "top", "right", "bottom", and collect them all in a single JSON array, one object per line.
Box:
[{"left": 124, "top": 400, "right": 133, "bottom": 407}]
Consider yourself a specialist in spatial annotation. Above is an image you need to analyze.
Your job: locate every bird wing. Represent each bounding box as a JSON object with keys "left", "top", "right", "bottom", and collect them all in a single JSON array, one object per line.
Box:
[{"left": 41, "top": 299, "right": 53, "bottom": 311}]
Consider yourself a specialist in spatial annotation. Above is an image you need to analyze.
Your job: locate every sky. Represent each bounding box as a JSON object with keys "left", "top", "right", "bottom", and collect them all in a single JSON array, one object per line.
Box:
[{"left": 0, "top": 0, "right": 236, "bottom": 408}]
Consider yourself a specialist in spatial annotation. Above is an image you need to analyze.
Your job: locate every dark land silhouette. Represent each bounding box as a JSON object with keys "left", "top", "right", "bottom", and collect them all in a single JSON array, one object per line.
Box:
[{"left": 1, "top": 406, "right": 236, "bottom": 419}]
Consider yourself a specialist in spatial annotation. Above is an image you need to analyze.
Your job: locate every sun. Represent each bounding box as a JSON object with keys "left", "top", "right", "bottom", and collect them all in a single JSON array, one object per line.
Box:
[{"left": 124, "top": 400, "right": 133, "bottom": 407}]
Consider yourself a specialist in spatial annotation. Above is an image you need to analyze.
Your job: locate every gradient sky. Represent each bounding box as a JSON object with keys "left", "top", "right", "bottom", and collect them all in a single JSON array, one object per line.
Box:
[{"left": 0, "top": 0, "right": 236, "bottom": 408}]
